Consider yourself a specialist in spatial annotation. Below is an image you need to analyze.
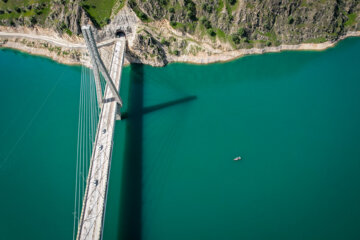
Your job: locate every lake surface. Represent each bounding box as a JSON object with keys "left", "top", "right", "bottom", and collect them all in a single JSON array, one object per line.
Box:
[{"left": 1, "top": 38, "right": 360, "bottom": 240}]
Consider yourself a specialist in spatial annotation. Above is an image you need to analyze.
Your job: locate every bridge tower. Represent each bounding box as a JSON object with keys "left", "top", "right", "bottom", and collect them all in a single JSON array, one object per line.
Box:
[{"left": 81, "top": 25, "right": 123, "bottom": 115}]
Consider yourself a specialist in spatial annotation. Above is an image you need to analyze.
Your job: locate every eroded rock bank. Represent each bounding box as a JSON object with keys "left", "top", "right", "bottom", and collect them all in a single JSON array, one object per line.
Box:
[{"left": 0, "top": 3, "right": 359, "bottom": 67}]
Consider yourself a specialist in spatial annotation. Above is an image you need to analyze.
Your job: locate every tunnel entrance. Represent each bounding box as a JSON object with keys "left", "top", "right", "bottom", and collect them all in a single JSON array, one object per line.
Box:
[{"left": 115, "top": 30, "right": 126, "bottom": 38}]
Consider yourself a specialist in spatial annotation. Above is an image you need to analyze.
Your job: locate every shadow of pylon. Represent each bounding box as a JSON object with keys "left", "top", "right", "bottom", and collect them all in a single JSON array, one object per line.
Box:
[{"left": 118, "top": 64, "right": 197, "bottom": 240}]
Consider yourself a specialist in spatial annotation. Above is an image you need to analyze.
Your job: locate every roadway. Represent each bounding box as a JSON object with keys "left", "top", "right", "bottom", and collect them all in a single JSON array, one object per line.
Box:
[
  {"left": 0, "top": 31, "right": 116, "bottom": 49},
  {"left": 76, "top": 36, "right": 125, "bottom": 240}
]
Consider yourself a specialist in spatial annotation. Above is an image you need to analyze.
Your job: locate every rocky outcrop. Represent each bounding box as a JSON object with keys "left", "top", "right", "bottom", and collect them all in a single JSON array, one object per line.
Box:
[
  {"left": 0, "top": 0, "right": 359, "bottom": 66},
  {"left": 97, "top": 6, "right": 139, "bottom": 43},
  {"left": 134, "top": 0, "right": 360, "bottom": 46},
  {"left": 0, "top": 0, "right": 89, "bottom": 37}
]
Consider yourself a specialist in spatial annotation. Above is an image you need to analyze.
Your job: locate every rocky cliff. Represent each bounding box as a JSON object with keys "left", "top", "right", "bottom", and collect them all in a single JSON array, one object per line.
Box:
[{"left": 0, "top": 0, "right": 359, "bottom": 66}]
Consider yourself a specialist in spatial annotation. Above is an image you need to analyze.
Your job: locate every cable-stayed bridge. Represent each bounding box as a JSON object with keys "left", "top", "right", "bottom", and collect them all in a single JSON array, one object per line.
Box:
[
  {"left": 73, "top": 25, "right": 125, "bottom": 240},
  {"left": 72, "top": 25, "right": 196, "bottom": 240}
]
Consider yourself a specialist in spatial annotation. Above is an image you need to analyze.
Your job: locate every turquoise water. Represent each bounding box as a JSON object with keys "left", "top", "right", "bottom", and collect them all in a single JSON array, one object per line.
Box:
[{"left": 1, "top": 38, "right": 360, "bottom": 240}]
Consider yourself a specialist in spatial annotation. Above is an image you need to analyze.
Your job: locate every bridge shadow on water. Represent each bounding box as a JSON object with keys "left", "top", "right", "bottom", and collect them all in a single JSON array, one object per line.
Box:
[
  {"left": 119, "top": 64, "right": 144, "bottom": 240},
  {"left": 118, "top": 64, "right": 196, "bottom": 240}
]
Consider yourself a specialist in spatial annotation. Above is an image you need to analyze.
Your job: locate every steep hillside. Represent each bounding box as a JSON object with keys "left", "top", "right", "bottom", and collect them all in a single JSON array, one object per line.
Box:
[{"left": 0, "top": 0, "right": 359, "bottom": 66}]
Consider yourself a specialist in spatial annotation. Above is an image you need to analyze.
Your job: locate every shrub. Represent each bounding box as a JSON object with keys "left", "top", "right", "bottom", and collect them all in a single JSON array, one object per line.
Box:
[
  {"left": 200, "top": 18, "right": 211, "bottom": 29},
  {"left": 202, "top": 3, "right": 213, "bottom": 13},
  {"left": 30, "top": 16, "right": 37, "bottom": 25},
  {"left": 128, "top": 0, "right": 136, "bottom": 8},
  {"left": 169, "top": 7, "right": 175, "bottom": 13},
  {"left": 238, "top": 27, "right": 245, "bottom": 37},
  {"left": 229, "top": 0, "right": 237, "bottom": 5},
  {"left": 287, "top": 16, "right": 294, "bottom": 24},
  {"left": 160, "top": 38, "right": 170, "bottom": 46},
  {"left": 232, "top": 34, "right": 240, "bottom": 44},
  {"left": 207, "top": 28, "right": 216, "bottom": 36},
  {"left": 185, "top": 0, "right": 197, "bottom": 21},
  {"left": 139, "top": 12, "right": 148, "bottom": 21},
  {"left": 160, "top": 0, "right": 168, "bottom": 6}
]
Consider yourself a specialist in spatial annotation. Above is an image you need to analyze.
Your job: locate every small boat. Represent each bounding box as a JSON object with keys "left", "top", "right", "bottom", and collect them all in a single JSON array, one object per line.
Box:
[{"left": 234, "top": 156, "right": 242, "bottom": 161}]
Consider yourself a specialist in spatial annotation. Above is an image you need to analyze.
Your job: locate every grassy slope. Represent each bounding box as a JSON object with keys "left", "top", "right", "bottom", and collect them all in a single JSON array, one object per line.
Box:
[
  {"left": 0, "top": 0, "right": 51, "bottom": 24},
  {"left": 81, "top": 0, "right": 125, "bottom": 27}
]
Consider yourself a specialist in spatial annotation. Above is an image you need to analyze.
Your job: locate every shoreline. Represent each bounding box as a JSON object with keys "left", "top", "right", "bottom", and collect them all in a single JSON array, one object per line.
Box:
[
  {"left": 1, "top": 30, "right": 359, "bottom": 67},
  {"left": 169, "top": 31, "right": 360, "bottom": 66}
]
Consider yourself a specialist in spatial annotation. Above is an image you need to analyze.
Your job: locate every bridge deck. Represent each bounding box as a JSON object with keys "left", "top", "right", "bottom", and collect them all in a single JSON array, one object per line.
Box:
[{"left": 77, "top": 37, "right": 125, "bottom": 240}]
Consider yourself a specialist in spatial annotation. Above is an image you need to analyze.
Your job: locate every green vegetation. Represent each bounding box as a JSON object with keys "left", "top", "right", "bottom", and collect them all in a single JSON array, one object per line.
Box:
[
  {"left": 264, "top": 31, "right": 278, "bottom": 45},
  {"left": 159, "top": 0, "right": 168, "bottom": 6},
  {"left": 184, "top": 0, "right": 196, "bottom": 21},
  {"left": 246, "top": 2, "right": 255, "bottom": 9},
  {"left": 216, "top": 0, "right": 224, "bottom": 14},
  {"left": 160, "top": 37, "right": 170, "bottom": 46},
  {"left": 201, "top": 3, "right": 213, "bottom": 13},
  {"left": 304, "top": 37, "right": 327, "bottom": 43},
  {"left": 81, "top": 0, "right": 125, "bottom": 27},
  {"left": 60, "top": 22, "right": 73, "bottom": 36},
  {"left": 200, "top": 16, "right": 211, "bottom": 29},
  {"left": 229, "top": 0, "right": 237, "bottom": 5},
  {"left": 344, "top": 13, "right": 357, "bottom": 27},
  {"left": 0, "top": 0, "right": 51, "bottom": 24},
  {"left": 224, "top": 0, "right": 237, "bottom": 19},
  {"left": 288, "top": 16, "right": 294, "bottom": 24},
  {"left": 1, "top": 0, "right": 359, "bottom": 56},
  {"left": 300, "top": 0, "right": 308, "bottom": 7},
  {"left": 128, "top": 0, "right": 150, "bottom": 22},
  {"left": 231, "top": 27, "right": 246, "bottom": 44},
  {"left": 170, "top": 20, "right": 197, "bottom": 33},
  {"left": 170, "top": 21, "right": 185, "bottom": 29},
  {"left": 216, "top": 28, "right": 226, "bottom": 41},
  {"left": 207, "top": 28, "right": 216, "bottom": 37}
]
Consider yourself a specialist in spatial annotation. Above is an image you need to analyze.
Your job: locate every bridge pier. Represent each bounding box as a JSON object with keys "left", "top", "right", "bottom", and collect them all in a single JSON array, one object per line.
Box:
[{"left": 116, "top": 104, "right": 121, "bottom": 120}]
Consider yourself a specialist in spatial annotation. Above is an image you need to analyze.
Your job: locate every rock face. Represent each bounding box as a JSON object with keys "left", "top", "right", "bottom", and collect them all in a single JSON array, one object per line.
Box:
[
  {"left": 97, "top": 6, "right": 139, "bottom": 42},
  {"left": 134, "top": 0, "right": 360, "bottom": 45},
  {"left": 0, "top": 0, "right": 89, "bottom": 36},
  {"left": 96, "top": 6, "right": 169, "bottom": 66},
  {"left": 0, "top": 0, "right": 359, "bottom": 66},
  {"left": 128, "top": 30, "right": 168, "bottom": 66},
  {"left": 120, "top": 0, "right": 360, "bottom": 65}
]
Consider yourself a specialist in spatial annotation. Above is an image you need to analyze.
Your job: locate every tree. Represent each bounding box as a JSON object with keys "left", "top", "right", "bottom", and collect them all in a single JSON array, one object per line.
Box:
[
  {"left": 287, "top": 16, "right": 294, "bottom": 24},
  {"left": 207, "top": 28, "right": 216, "bottom": 36},
  {"left": 238, "top": 27, "right": 245, "bottom": 37},
  {"left": 139, "top": 12, "right": 148, "bottom": 21},
  {"left": 232, "top": 33, "right": 240, "bottom": 44},
  {"left": 229, "top": 0, "right": 237, "bottom": 5}
]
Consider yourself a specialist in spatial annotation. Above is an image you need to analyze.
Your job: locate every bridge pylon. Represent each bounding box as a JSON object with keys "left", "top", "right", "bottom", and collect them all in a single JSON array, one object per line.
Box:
[{"left": 81, "top": 25, "right": 123, "bottom": 110}]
